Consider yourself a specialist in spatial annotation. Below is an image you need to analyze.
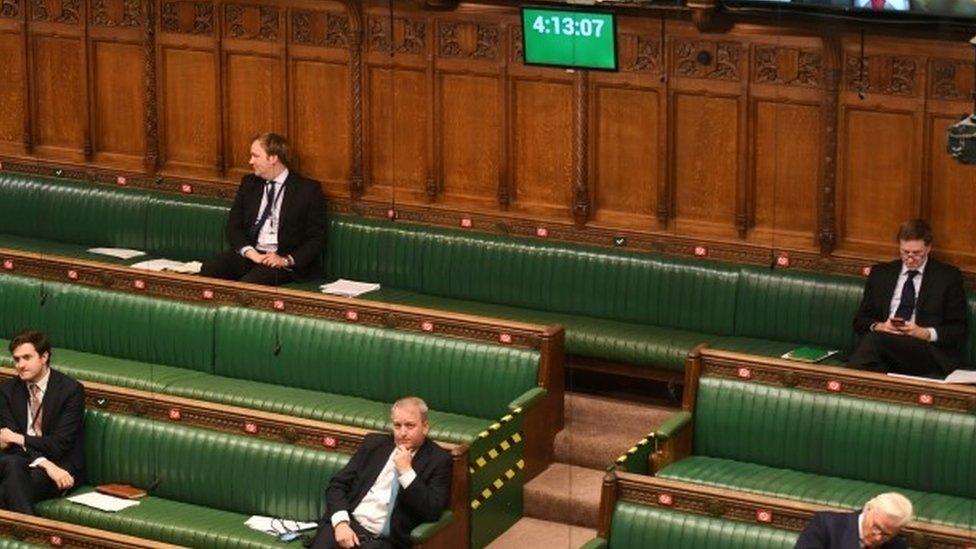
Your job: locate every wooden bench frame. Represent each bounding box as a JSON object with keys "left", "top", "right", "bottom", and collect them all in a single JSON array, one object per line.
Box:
[
  {"left": 595, "top": 471, "right": 976, "bottom": 548},
  {"left": 0, "top": 369, "right": 470, "bottom": 549}
]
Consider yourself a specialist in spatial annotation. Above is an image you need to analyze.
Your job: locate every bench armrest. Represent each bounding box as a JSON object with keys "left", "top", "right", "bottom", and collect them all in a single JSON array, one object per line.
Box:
[
  {"left": 650, "top": 411, "right": 693, "bottom": 474},
  {"left": 508, "top": 387, "right": 547, "bottom": 412},
  {"left": 653, "top": 411, "right": 692, "bottom": 441},
  {"left": 579, "top": 537, "right": 608, "bottom": 549},
  {"left": 409, "top": 510, "right": 454, "bottom": 543}
]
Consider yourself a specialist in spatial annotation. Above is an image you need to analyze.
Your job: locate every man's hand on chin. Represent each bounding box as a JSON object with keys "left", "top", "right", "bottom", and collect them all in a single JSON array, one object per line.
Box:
[{"left": 333, "top": 521, "right": 360, "bottom": 548}]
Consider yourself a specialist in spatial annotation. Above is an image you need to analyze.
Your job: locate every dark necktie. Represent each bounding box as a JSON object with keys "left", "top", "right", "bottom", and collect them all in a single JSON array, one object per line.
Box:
[
  {"left": 894, "top": 270, "right": 919, "bottom": 320},
  {"left": 29, "top": 383, "right": 42, "bottom": 436},
  {"left": 248, "top": 181, "right": 276, "bottom": 241}
]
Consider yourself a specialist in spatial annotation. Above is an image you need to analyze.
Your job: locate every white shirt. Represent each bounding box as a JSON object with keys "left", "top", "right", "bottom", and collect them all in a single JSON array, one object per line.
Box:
[
  {"left": 854, "top": 0, "right": 910, "bottom": 10},
  {"left": 239, "top": 168, "right": 288, "bottom": 256},
  {"left": 330, "top": 448, "right": 417, "bottom": 535},
  {"left": 888, "top": 259, "right": 938, "bottom": 341},
  {"left": 25, "top": 369, "right": 50, "bottom": 467}
]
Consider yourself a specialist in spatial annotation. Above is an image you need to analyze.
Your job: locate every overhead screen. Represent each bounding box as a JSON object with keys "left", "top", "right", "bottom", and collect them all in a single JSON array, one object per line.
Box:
[
  {"left": 723, "top": 0, "right": 976, "bottom": 20},
  {"left": 521, "top": 6, "right": 618, "bottom": 71}
]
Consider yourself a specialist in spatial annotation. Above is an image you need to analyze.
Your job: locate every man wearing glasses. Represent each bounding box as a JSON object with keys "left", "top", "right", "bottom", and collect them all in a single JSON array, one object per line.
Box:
[
  {"left": 794, "top": 492, "right": 911, "bottom": 548},
  {"left": 849, "top": 219, "right": 967, "bottom": 378}
]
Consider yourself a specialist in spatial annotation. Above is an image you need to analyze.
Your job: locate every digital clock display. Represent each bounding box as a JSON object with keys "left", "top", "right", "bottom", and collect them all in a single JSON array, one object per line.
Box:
[{"left": 521, "top": 7, "right": 617, "bottom": 71}]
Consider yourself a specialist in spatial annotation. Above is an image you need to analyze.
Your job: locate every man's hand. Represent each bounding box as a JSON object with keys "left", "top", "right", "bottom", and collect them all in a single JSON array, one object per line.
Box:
[
  {"left": 0, "top": 427, "right": 24, "bottom": 449},
  {"left": 260, "top": 252, "right": 290, "bottom": 269},
  {"left": 895, "top": 320, "right": 931, "bottom": 341},
  {"left": 244, "top": 249, "right": 267, "bottom": 265},
  {"left": 393, "top": 445, "right": 414, "bottom": 475},
  {"left": 40, "top": 461, "right": 74, "bottom": 491},
  {"left": 333, "top": 521, "right": 360, "bottom": 548},
  {"left": 873, "top": 319, "right": 903, "bottom": 334}
]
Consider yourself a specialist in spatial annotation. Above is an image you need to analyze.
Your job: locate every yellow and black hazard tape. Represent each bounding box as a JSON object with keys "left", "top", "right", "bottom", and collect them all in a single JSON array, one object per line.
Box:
[
  {"left": 475, "top": 408, "right": 521, "bottom": 440},
  {"left": 469, "top": 431, "right": 524, "bottom": 473},
  {"left": 614, "top": 433, "right": 654, "bottom": 465},
  {"left": 470, "top": 459, "right": 524, "bottom": 511}
]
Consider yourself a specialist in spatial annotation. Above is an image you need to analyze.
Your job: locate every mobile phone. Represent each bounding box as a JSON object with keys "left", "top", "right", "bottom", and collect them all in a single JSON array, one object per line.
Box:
[{"left": 890, "top": 317, "right": 906, "bottom": 326}]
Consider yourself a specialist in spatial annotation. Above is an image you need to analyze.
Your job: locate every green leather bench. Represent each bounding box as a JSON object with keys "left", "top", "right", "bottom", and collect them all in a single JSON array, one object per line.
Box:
[
  {"left": 36, "top": 409, "right": 349, "bottom": 548},
  {"left": 644, "top": 352, "right": 976, "bottom": 531},
  {"left": 581, "top": 502, "right": 798, "bottom": 549},
  {"left": 6, "top": 172, "right": 973, "bottom": 377},
  {"left": 0, "top": 272, "right": 539, "bottom": 547}
]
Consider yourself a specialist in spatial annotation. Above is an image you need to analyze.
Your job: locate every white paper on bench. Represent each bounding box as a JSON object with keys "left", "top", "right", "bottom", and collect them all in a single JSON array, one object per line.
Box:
[
  {"left": 130, "top": 259, "right": 203, "bottom": 274},
  {"left": 244, "top": 515, "right": 318, "bottom": 536},
  {"left": 67, "top": 491, "right": 140, "bottom": 512},
  {"left": 319, "top": 278, "right": 381, "bottom": 297},
  {"left": 87, "top": 247, "right": 146, "bottom": 260},
  {"left": 887, "top": 369, "right": 976, "bottom": 385}
]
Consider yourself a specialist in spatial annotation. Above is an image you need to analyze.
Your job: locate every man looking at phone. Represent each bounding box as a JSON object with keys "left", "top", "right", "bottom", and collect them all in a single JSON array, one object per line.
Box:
[{"left": 849, "top": 219, "right": 968, "bottom": 378}]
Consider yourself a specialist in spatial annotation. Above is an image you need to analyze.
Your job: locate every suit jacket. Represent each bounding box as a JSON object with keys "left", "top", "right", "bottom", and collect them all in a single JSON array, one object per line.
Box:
[
  {"left": 0, "top": 369, "right": 86, "bottom": 483},
  {"left": 852, "top": 257, "right": 968, "bottom": 364},
  {"left": 225, "top": 171, "right": 327, "bottom": 280},
  {"left": 794, "top": 511, "right": 907, "bottom": 549},
  {"left": 325, "top": 433, "right": 452, "bottom": 548}
]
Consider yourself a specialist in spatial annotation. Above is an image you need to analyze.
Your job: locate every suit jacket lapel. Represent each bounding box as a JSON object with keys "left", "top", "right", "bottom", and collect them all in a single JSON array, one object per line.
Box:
[
  {"left": 362, "top": 436, "right": 396, "bottom": 491},
  {"left": 915, "top": 259, "right": 939, "bottom": 311},
  {"left": 842, "top": 512, "right": 860, "bottom": 549},
  {"left": 11, "top": 381, "right": 28, "bottom": 433},
  {"left": 40, "top": 371, "right": 59, "bottom": 434}
]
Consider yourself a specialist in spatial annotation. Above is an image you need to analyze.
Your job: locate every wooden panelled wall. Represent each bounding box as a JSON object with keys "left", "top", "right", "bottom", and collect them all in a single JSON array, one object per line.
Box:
[{"left": 1, "top": 0, "right": 976, "bottom": 270}]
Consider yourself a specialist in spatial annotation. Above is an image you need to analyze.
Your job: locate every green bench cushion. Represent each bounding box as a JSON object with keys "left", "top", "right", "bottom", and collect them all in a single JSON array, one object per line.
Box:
[
  {"left": 214, "top": 307, "right": 540, "bottom": 420},
  {"left": 0, "top": 234, "right": 140, "bottom": 265},
  {"left": 165, "top": 375, "right": 486, "bottom": 444},
  {"left": 705, "top": 336, "right": 845, "bottom": 365},
  {"left": 658, "top": 456, "right": 976, "bottom": 529},
  {"left": 144, "top": 195, "right": 229, "bottom": 262},
  {"left": 606, "top": 501, "right": 797, "bottom": 549},
  {"left": 38, "top": 491, "right": 290, "bottom": 549}
]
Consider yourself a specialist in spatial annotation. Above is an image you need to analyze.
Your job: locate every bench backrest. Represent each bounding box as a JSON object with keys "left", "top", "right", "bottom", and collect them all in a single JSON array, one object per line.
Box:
[
  {"left": 733, "top": 267, "right": 863, "bottom": 349},
  {"left": 85, "top": 409, "right": 347, "bottom": 520},
  {"left": 213, "top": 307, "right": 541, "bottom": 420},
  {"left": 693, "top": 377, "right": 976, "bottom": 498},
  {"left": 327, "top": 217, "right": 741, "bottom": 335},
  {"left": 607, "top": 502, "right": 797, "bottom": 549},
  {"left": 144, "top": 194, "right": 228, "bottom": 261}
]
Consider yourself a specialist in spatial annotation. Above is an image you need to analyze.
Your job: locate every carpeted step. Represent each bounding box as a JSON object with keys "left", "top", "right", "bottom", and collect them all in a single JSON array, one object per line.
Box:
[
  {"left": 485, "top": 517, "right": 596, "bottom": 549},
  {"left": 523, "top": 463, "right": 605, "bottom": 528},
  {"left": 555, "top": 392, "right": 676, "bottom": 469}
]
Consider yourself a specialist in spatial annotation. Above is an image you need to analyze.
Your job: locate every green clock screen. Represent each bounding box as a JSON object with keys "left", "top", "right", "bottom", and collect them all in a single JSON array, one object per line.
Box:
[{"left": 521, "top": 7, "right": 617, "bottom": 71}]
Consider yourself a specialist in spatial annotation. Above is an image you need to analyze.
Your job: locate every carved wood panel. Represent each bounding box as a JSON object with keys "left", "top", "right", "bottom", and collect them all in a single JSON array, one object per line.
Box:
[
  {"left": 223, "top": 53, "right": 284, "bottom": 174},
  {"left": 438, "top": 73, "right": 500, "bottom": 207},
  {"left": 32, "top": 35, "right": 85, "bottom": 150},
  {"left": 291, "top": 59, "right": 350, "bottom": 195},
  {"left": 91, "top": 0, "right": 142, "bottom": 27},
  {"left": 672, "top": 93, "right": 739, "bottom": 235},
  {"left": 437, "top": 20, "right": 498, "bottom": 60},
  {"left": 672, "top": 39, "right": 742, "bottom": 81},
  {"left": 927, "top": 115, "right": 976, "bottom": 271},
  {"left": 31, "top": 0, "right": 81, "bottom": 23},
  {"left": 290, "top": 9, "right": 348, "bottom": 49},
  {"left": 92, "top": 41, "right": 146, "bottom": 157},
  {"left": 0, "top": 0, "right": 20, "bottom": 18},
  {"left": 618, "top": 33, "right": 662, "bottom": 74},
  {"left": 751, "top": 101, "right": 821, "bottom": 244},
  {"left": 511, "top": 78, "right": 572, "bottom": 215},
  {"left": 366, "top": 15, "right": 425, "bottom": 55},
  {"left": 592, "top": 85, "right": 660, "bottom": 224},
  {"left": 363, "top": 67, "right": 428, "bottom": 202},
  {"left": 844, "top": 53, "right": 922, "bottom": 97},
  {"left": 840, "top": 109, "right": 917, "bottom": 248},
  {"left": 159, "top": 47, "right": 218, "bottom": 172},
  {"left": 0, "top": 32, "right": 25, "bottom": 143},
  {"left": 752, "top": 45, "right": 821, "bottom": 88},
  {"left": 160, "top": 0, "right": 214, "bottom": 35},
  {"left": 224, "top": 3, "right": 278, "bottom": 42},
  {"left": 929, "top": 58, "right": 973, "bottom": 102}
]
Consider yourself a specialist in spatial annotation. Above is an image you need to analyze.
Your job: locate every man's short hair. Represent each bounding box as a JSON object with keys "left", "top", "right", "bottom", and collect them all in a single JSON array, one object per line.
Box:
[
  {"left": 391, "top": 396, "right": 429, "bottom": 422},
  {"left": 252, "top": 132, "right": 292, "bottom": 168},
  {"left": 897, "top": 219, "right": 933, "bottom": 245},
  {"left": 8, "top": 329, "right": 51, "bottom": 362},
  {"left": 864, "top": 492, "right": 913, "bottom": 527}
]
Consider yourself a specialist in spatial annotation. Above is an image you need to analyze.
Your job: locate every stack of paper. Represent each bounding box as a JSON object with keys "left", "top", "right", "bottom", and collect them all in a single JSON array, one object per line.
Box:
[
  {"left": 130, "top": 259, "right": 203, "bottom": 274},
  {"left": 244, "top": 515, "right": 318, "bottom": 536},
  {"left": 87, "top": 247, "right": 146, "bottom": 260},
  {"left": 67, "top": 491, "right": 141, "bottom": 512},
  {"left": 889, "top": 369, "right": 976, "bottom": 384},
  {"left": 320, "top": 279, "right": 381, "bottom": 298}
]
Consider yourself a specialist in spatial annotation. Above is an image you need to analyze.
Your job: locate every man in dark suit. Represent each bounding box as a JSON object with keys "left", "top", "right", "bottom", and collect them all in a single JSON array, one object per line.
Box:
[
  {"left": 311, "top": 397, "right": 452, "bottom": 549},
  {"left": 849, "top": 219, "right": 968, "bottom": 378},
  {"left": 0, "top": 330, "right": 85, "bottom": 514},
  {"left": 795, "top": 492, "right": 911, "bottom": 548},
  {"left": 200, "top": 132, "right": 326, "bottom": 286}
]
